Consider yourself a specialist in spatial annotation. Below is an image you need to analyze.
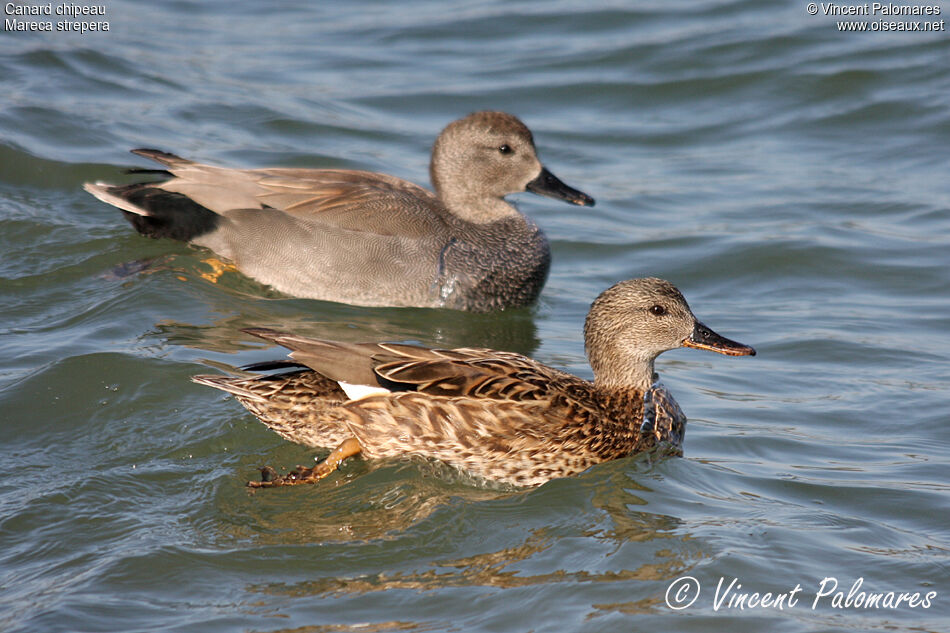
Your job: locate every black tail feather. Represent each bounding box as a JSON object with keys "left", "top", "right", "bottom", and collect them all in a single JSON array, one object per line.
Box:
[
  {"left": 241, "top": 360, "right": 310, "bottom": 373},
  {"left": 112, "top": 183, "right": 220, "bottom": 241},
  {"left": 126, "top": 168, "right": 172, "bottom": 176}
]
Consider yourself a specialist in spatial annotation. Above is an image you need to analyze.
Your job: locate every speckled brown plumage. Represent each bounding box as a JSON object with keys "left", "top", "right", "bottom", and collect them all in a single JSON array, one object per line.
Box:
[{"left": 193, "top": 278, "right": 756, "bottom": 487}]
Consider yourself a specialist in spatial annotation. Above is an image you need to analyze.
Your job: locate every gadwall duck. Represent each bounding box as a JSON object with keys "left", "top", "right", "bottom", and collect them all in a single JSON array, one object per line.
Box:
[
  {"left": 84, "top": 112, "right": 594, "bottom": 312},
  {"left": 192, "top": 278, "right": 755, "bottom": 487}
]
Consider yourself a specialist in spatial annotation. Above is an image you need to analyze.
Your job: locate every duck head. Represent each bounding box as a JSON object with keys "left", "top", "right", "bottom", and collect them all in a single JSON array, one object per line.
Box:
[
  {"left": 430, "top": 111, "right": 594, "bottom": 223},
  {"left": 584, "top": 278, "right": 755, "bottom": 390}
]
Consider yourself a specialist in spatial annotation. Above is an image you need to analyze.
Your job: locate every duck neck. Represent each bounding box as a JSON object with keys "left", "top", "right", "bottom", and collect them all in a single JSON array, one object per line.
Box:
[
  {"left": 437, "top": 188, "right": 522, "bottom": 224},
  {"left": 430, "top": 159, "right": 522, "bottom": 224},
  {"left": 589, "top": 351, "right": 657, "bottom": 394}
]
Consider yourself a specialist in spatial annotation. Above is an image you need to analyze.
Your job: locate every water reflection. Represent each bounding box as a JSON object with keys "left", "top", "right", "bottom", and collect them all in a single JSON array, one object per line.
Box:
[
  {"left": 136, "top": 253, "right": 542, "bottom": 354},
  {"left": 249, "top": 525, "right": 689, "bottom": 598},
  {"left": 215, "top": 456, "right": 512, "bottom": 544},
  {"left": 225, "top": 461, "right": 695, "bottom": 601},
  {"left": 250, "top": 622, "right": 430, "bottom": 633}
]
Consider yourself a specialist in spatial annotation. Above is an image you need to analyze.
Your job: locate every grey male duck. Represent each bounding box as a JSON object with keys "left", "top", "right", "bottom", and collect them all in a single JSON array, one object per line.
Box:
[
  {"left": 84, "top": 112, "right": 594, "bottom": 312},
  {"left": 193, "top": 278, "right": 755, "bottom": 488}
]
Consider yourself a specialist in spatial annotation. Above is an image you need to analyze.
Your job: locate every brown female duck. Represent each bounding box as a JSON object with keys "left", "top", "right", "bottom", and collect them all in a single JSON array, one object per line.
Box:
[
  {"left": 193, "top": 278, "right": 755, "bottom": 487},
  {"left": 83, "top": 112, "right": 593, "bottom": 312}
]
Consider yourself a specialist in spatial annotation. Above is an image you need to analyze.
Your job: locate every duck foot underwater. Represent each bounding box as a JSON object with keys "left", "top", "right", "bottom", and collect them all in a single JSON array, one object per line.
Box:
[{"left": 248, "top": 438, "right": 362, "bottom": 488}]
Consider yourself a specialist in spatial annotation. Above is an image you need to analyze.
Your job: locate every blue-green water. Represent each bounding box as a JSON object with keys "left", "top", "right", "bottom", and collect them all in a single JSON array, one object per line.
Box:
[{"left": 1, "top": 1, "right": 948, "bottom": 631}]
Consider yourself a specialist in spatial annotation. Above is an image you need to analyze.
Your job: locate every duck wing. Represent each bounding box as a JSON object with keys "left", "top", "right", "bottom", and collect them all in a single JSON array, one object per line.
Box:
[
  {"left": 132, "top": 150, "right": 448, "bottom": 239},
  {"left": 243, "top": 328, "right": 594, "bottom": 404},
  {"left": 373, "top": 348, "right": 588, "bottom": 402}
]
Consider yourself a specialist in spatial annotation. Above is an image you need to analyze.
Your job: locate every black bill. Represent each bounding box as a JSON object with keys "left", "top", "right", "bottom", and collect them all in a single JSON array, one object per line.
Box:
[
  {"left": 682, "top": 321, "right": 756, "bottom": 356},
  {"left": 525, "top": 167, "right": 595, "bottom": 207}
]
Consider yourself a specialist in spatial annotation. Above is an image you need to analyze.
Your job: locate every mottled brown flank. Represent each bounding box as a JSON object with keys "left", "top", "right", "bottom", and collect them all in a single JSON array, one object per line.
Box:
[
  {"left": 193, "top": 371, "right": 352, "bottom": 448},
  {"left": 194, "top": 340, "right": 678, "bottom": 487}
]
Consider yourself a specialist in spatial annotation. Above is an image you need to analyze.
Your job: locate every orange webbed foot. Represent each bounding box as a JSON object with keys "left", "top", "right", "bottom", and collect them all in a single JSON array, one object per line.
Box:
[
  {"left": 246, "top": 438, "right": 362, "bottom": 488},
  {"left": 199, "top": 257, "right": 238, "bottom": 283}
]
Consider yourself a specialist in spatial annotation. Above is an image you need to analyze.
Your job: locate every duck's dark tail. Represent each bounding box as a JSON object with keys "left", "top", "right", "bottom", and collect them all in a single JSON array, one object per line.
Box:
[{"left": 83, "top": 180, "right": 220, "bottom": 242}]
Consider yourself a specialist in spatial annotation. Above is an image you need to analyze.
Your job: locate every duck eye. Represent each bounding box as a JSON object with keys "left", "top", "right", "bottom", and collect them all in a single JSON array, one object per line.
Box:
[
  {"left": 650, "top": 304, "right": 667, "bottom": 316},
  {"left": 498, "top": 144, "right": 513, "bottom": 155}
]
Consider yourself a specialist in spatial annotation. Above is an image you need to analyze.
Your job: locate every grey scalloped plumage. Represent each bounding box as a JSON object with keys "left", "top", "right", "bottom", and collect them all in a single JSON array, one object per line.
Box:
[{"left": 84, "top": 111, "right": 595, "bottom": 312}]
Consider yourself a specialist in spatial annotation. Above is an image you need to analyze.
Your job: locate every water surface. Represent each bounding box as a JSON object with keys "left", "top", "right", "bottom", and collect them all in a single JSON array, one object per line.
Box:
[{"left": 1, "top": 1, "right": 948, "bottom": 631}]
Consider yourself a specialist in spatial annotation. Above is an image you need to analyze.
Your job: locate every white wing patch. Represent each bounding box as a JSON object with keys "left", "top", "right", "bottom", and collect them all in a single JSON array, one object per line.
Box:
[{"left": 338, "top": 381, "right": 391, "bottom": 401}]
